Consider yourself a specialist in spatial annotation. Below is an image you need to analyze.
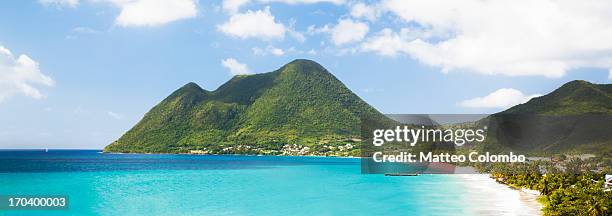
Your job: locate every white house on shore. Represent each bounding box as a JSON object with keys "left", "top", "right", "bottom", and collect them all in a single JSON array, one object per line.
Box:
[{"left": 606, "top": 174, "right": 611, "bottom": 191}]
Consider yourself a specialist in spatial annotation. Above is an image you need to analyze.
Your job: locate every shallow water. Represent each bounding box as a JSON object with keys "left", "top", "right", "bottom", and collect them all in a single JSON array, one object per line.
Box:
[{"left": 0, "top": 150, "right": 537, "bottom": 215}]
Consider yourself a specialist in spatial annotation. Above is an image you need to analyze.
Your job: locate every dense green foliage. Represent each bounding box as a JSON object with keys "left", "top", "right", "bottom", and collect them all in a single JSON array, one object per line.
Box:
[
  {"left": 482, "top": 80, "right": 612, "bottom": 154},
  {"left": 502, "top": 80, "right": 612, "bottom": 115},
  {"left": 481, "top": 161, "right": 611, "bottom": 216},
  {"left": 104, "top": 59, "right": 390, "bottom": 154}
]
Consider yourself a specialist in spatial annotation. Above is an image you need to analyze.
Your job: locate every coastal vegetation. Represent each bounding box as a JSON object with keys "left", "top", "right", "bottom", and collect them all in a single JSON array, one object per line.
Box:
[
  {"left": 474, "top": 80, "right": 612, "bottom": 216},
  {"left": 478, "top": 157, "right": 611, "bottom": 216}
]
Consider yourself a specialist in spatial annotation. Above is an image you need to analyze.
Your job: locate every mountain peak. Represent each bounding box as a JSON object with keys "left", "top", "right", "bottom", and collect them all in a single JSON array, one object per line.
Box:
[
  {"left": 557, "top": 80, "right": 592, "bottom": 90},
  {"left": 567, "top": 80, "right": 590, "bottom": 84},
  {"left": 287, "top": 59, "right": 320, "bottom": 66},
  {"left": 181, "top": 82, "right": 204, "bottom": 91},
  {"left": 279, "top": 59, "right": 330, "bottom": 76},
  {"left": 164, "top": 82, "right": 207, "bottom": 103},
  {"left": 172, "top": 82, "right": 205, "bottom": 96}
]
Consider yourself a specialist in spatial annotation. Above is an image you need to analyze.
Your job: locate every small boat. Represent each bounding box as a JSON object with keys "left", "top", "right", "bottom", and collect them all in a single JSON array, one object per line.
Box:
[{"left": 384, "top": 173, "right": 419, "bottom": 176}]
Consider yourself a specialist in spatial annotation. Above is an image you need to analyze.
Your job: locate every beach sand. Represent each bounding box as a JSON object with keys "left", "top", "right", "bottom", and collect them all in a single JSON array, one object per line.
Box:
[{"left": 455, "top": 174, "right": 542, "bottom": 216}]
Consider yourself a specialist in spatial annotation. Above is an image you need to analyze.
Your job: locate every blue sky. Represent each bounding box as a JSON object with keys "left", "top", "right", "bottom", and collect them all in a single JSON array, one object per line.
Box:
[{"left": 0, "top": 0, "right": 611, "bottom": 149}]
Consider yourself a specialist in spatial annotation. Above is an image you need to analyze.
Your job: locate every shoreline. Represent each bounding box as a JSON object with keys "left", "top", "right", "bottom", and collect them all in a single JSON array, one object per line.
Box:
[
  {"left": 456, "top": 174, "right": 543, "bottom": 215},
  {"left": 102, "top": 151, "right": 361, "bottom": 159}
]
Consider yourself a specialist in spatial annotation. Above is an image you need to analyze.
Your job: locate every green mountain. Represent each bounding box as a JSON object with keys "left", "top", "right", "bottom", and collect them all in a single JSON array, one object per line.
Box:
[
  {"left": 104, "top": 59, "right": 390, "bottom": 154},
  {"left": 486, "top": 80, "right": 612, "bottom": 154},
  {"left": 501, "top": 80, "right": 612, "bottom": 115}
]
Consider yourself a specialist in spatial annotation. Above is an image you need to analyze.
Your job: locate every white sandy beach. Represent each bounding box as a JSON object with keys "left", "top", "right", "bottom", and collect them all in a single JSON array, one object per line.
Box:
[{"left": 455, "top": 174, "right": 542, "bottom": 216}]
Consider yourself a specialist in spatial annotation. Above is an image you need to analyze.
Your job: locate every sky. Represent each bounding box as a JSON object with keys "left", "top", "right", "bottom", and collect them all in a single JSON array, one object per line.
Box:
[{"left": 0, "top": 0, "right": 611, "bottom": 149}]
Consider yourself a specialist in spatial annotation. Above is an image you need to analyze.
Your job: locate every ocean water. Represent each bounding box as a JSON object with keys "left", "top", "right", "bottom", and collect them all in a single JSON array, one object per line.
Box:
[{"left": 0, "top": 150, "right": 538, "bottom": 216}]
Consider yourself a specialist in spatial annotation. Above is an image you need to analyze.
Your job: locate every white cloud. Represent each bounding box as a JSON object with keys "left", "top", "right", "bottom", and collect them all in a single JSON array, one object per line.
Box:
[
  {"left": 259, "top": 0, "right": 344, "bottom": 5},
  {"left": 41, "top": 0, "right": 197, "bottom": 26},
  {"left": 222, "top": 0, "right": 250, "bottom": 14},
  {"left": 218, "top": 7, "right": 286, "bottom": 40},
  {"left": 361, "top": 28, "right": 408, "bottom": 57},
  {"left": 307, "top": 24, "right": 330, "bottom": 35},
  {"left": 0, "top": 46, "right": 55, "bottom": 103},
  {"left": 252, "top": 46, "right": 284, "bottom": 56},
  {"left": 270, "top": 48, "right": 284, "bottom": 56},
  {"left": 287, "top": 19, "right": 306, "bottom": 42},
  {"left": 330, "top": 19, "right": 369, "bottom": 46},
  {"left": 221, "top": 58, "right": 252, "bottom": 75},
  {"left": 107, "top": 111, "right": 123, "bottom": 119},
  {"left": 110, "top": 0, "right": 197, "bottom": 27},
  {"left": 251, "top": 47, "right": 265, "bottom": 56},
  {"left": 288, "top": 29, "right": 306, "bottom": 42},
  {"left": 222, "top": 0, "right": 343, "bottom": 14},
  {"left": 39, "top": 0, "right": 79, "bottom": 8},
  {"left": 72, "top": 26, "right": 98, "bottom": 34},
  {"left": 360, "top": 27, "right": 435, "bottom": 56},
  {"left": 359, "top": 0, "right": 612, "bottom": 78},
  {"left": 350, "top": 3, "right": 379, "bottom": 21},
  {"left": 66, "top": 27, "right": 99, "bottom": 39},
  {"left": 459, "top": 88, "right": 541, "bottom": 109}
]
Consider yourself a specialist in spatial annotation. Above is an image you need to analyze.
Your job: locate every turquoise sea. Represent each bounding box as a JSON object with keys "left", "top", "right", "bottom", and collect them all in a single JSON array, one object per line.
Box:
[{"left": 0, "top": 150, "right": 538, "bottom": 215}]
